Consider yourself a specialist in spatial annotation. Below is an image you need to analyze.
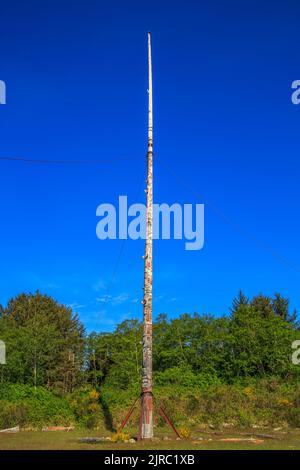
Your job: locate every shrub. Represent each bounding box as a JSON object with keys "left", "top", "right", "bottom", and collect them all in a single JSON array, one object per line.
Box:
[
  {"left": 68, "top": 386, "right": 102, "bottom": 428},
  {"left": 178, "top": 427, "right": 191, "bottom": 439},
  {"left": 0, "top": 384, "right": 73, "bottom": 428},
  {"left": 111, "top": 431, "right": 131, "bottom": 442},
  {"left": 0, "top": 401, "right": 28, "bottom": 428},
  {"left": 287, "top": 408, "right": 300, "bottom": 427},
  {"left": 155, "top": 367, "right": 221, "bottom": 389}
]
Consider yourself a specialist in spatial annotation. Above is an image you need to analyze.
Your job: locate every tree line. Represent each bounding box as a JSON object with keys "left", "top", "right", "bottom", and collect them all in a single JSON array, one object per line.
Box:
[{"left": 0, "top": 290, "right": 299, "bottom": 394}]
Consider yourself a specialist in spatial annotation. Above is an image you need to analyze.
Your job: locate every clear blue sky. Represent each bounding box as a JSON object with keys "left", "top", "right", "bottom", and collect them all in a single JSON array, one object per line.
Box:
[{"left": 0, "top": 0, "right": 299, "bottom": 332}]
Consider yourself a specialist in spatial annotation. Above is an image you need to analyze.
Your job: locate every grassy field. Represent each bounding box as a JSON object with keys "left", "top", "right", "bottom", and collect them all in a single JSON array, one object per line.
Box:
[{"left": 0, "top": 428, "right": 299, "bottom": 450}]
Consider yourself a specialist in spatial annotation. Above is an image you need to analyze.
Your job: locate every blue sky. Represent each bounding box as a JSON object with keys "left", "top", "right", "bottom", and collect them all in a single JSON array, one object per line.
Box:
[{"left": 0, "top": 0, "right": 299, "bottom": 332}]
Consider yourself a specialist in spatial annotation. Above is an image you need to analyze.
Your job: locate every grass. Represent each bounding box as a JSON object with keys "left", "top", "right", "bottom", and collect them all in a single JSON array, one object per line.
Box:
[{"left": 0, "top": 428, "right": 300, "bottom": 450}]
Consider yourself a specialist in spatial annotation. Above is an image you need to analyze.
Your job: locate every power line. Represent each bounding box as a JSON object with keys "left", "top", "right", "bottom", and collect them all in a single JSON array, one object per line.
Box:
[
  {"left": 158, "top": 158, "right": 300, "bottom": 274},
  {"left": 0, "top": 156, "right": 133, "bottom": 165},
  {"left": 2, "top": 151, "right": 298, "bottom": 274}
]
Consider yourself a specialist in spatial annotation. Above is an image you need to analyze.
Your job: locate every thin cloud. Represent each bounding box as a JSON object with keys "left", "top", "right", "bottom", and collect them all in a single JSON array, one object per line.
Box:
[
  {"left": 96, "top": 292, "right": 130, "bottom": 306},
  {"left": 67, "top": 302, "right": 85, "bottom": 310},
  {"left": 93, "top": 278, "right": 106, "bottom": 292}
]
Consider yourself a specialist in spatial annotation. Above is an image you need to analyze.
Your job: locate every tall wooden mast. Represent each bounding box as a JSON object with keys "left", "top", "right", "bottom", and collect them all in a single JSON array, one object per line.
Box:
[
  {"left": 140, "top": 31, "right": 154, "bottom": 440},
  {"left": 118, "top": 34, "right": 179, "bottom": 440}
]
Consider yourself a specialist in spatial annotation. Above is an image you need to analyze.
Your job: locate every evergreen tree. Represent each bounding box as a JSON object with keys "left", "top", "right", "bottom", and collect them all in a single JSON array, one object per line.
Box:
[
  {"left": 230, "top": 290, "right": 249, "bottom": 315},
  {"left": 250, "top": 294, "right": 274, "bottom": 319},
  {"left": 272, "top": 292, "right": 298, "bottom": 325}
]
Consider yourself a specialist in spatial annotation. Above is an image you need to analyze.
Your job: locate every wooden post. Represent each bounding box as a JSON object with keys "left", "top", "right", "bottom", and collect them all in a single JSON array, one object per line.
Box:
[{"left": 140, "top": 32, "right": 154, "bottom": 440}]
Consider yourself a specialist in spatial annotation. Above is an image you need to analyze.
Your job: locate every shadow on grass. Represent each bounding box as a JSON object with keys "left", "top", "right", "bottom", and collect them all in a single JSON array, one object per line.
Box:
[{"left": 100, "top": 396, "right": 115, "bottom": 432}]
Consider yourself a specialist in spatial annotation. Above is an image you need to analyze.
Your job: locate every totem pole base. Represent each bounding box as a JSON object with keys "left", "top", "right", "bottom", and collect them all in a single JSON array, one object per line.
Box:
[
  {"left": 117, "top": 393, "right": 181, "bottom": 440},
  {"left": 139, "top": 391, "right": 154, "bottom": 439}
]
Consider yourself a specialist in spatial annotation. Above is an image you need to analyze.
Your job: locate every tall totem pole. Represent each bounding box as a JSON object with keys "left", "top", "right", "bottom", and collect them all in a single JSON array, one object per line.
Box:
[{"left": 140, "top": 32, "right": 154, "bottom": 440}]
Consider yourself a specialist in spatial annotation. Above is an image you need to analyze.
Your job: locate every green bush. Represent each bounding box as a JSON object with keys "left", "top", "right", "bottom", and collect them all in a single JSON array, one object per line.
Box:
[
  {"left": 0, "top": 384, "right": 73, "bottom": 428},
  {"left": 68, "top": 386, "right": 103, "bottom": 428},
  {"left": 1, "top": 380, "right": 300, "bottom": 430},
  {"left": 0, "top": 401, "right": 28, "bottom": 428},
  {"left": 287, "top": 408, "right": 300, "bottom": 427},
  {"left": 100, "top": 379, "right": 300, "bottom": 430},
  {"left": 155, "top": 367, "right": 222, "bottom": 389}
]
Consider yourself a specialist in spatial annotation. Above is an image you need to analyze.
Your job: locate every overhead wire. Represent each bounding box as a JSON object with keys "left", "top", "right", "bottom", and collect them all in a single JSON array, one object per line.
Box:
[
  {"left": 1, "top": 153, "right": 298, "bottom": 274},
  {"left": 0, "top": 156, "right": 133, "bottom": 164},
  {"left": 157, "top": 157, "right": 300, "bottom": 274}
]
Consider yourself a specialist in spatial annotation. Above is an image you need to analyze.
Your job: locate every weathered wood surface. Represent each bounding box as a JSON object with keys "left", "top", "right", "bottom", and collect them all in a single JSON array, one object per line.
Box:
[{"left": 140, "top": 32, "right": 154, "bottom": 440}]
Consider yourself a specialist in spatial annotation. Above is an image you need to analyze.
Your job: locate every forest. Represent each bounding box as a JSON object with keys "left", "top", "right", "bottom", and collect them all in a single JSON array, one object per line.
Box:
[{"left": 0, "top": 291, "right": 300, "bottom": 430}]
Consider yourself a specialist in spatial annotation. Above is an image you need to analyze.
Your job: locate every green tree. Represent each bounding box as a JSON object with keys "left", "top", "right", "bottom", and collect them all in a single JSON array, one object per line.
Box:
[
  {"left": 227, "top": 302, "right": 300, "bottom": 379},
  {"left": 250, "top": 294, "right": 274, "bottom": 319},
  {"left": 230, "top": 290, "right": 249, "bottom": 315},
  {"left": 272, "top": 292, "right": 298, "bottom": 325},
  {"left": 0, "top": 291, "right": 85, "bottom": 392},
  {"left": 86, "top": 320, "right": 142, "bottom": 389}
]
